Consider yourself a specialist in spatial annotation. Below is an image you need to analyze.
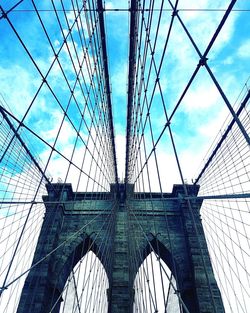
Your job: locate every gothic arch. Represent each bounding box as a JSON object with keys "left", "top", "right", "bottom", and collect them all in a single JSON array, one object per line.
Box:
[
  {"left": 142, "top": 238, "right": 175, "bottom": 275},
  {"left": 132, "top": 237, "right": 198, "bottom": 312},
  {"left": 133, "top": 248, "right": 180, "bottom": 313},
  {"left": 59, "top": 250, "right": 109, "bottom": 313},
  {"left": 50, "top": 234, "right": 110, "bottom": 295}
]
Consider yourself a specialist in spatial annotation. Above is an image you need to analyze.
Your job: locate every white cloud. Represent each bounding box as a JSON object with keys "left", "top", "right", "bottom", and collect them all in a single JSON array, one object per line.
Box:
[
  {"left": 115, "top": 133, "right": 126, "bottom": 180},
  {"left": 105, "top": 1, "right": 114, "bottom": 10},
  {"left": 237, "top": 40, "right": 250, "bottom": 59},
  {"left": 198, "top": 106, "right": 228, "bottom": 138},
  {"left": 105, "top": 0, "right": 128, "bottom": 11},
  {"left": 176, "top": 0, "right": 238, "bottom": 56},
  {"left": 111, "top": 62, "right": 127, "bottom": 98},
  {"left": 182, "top": 82, "right": 220, "bottom": 112},
  {"left": 0, "top": 65, "right": 40, "bottom": 119},
  {"left": 39, "top": 109, "right": 76, "bottom": 146},
  {"left": 222, "top": 56, "right": 234, "bottom": 65}
]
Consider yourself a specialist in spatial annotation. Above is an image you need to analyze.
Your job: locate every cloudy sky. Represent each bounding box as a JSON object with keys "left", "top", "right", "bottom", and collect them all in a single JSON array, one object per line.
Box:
[{"left": 0, "top": 0, "right": 249, "bottom": 193}]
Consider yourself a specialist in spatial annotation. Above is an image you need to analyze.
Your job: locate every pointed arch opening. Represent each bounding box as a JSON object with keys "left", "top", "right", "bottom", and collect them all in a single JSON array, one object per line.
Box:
[
  {"left": 59, "top": 251, "right": 109, "bottom": 313},
  {"left": 133, "top": 251, "right": 181, "bottom": 313}
]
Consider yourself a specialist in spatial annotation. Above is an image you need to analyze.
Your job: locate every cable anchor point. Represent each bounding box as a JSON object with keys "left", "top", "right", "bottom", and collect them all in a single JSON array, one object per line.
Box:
[
  {"left": 0, "top": 7, "right": 7, "bottom": 19},
  {"left": 198, "top": 56, "right": 208, "bottom": 67},
  {"left": 172, "top": 9, "right": 179, "bottom": 17}
]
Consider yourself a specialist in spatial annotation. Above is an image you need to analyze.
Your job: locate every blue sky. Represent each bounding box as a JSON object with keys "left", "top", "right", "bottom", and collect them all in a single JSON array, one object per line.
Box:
[{"left": 0, "top": 0, "right": 250, "bottom": 190}]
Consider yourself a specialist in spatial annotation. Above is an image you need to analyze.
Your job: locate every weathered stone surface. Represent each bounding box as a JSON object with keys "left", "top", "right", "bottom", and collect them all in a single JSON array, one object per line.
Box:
[{"left": 17, "top": 183, "right": 224, "bottom": 313}]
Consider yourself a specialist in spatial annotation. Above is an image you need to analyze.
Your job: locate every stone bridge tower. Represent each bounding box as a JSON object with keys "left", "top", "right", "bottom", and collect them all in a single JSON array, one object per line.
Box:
[{"left": 17, "top": 183, "right": 225, "bottom": 313}]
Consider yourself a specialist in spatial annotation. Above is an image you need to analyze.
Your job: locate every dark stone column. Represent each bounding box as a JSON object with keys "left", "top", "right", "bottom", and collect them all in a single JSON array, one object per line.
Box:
[
  {"left": 108, "top": 202, "right": 131, "bottom": 313},
  {"left": 108, "top": 183, "right": 133, "bottom": 312},
  {"left": 17, "top": 200, "right": 64, "bottom": 313},
  {"left": 177, "top": 187, "right": 225, "bottom": 313}
]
